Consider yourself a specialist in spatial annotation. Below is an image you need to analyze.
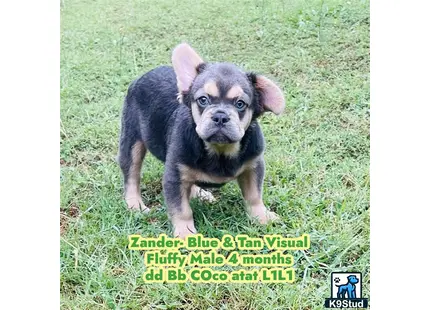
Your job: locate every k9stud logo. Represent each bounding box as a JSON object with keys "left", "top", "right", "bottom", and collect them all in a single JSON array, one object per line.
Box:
[{"left": 324, "top": 272, "right": 368, "bottom": 308}]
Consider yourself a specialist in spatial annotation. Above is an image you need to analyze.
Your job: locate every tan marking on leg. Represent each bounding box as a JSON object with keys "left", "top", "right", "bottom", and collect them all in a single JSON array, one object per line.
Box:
[
  {"left": 238, "top": 167, "right": 279, "bottom": 224},
  {"left": 226, "top": 84, "right": 244, "bottom": 99},
  {"left": 125, "top": 141, "right": 149, "bottom": 212},
  {"left": 204, "top": 81, "right": 219, "bottom": 97},
  {"left": 171, "top": 182, "right": 196, "bottom": 239},
  {"left": 190, "top": 184, "right": 216, "bottom": 202}
]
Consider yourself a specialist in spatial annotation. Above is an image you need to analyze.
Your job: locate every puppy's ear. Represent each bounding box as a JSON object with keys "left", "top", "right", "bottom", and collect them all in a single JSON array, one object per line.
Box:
[
  {"left": 251, "top": 74, "right": 285, "bottom": 115},
  {"left": 172, "top": 43, "right": 204, "bottom": 93}
]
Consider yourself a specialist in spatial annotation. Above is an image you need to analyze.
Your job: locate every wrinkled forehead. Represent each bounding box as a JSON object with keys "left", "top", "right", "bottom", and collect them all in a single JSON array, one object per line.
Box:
[{"left": 191, "top": 63, "right": 252, "bottom": 98}]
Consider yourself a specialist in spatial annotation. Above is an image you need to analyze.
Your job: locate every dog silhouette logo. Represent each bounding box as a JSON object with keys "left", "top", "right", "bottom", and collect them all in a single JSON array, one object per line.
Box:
[
  {"left": 335, "top": 274, "right": 359, "bottom": 298},
  {"left": 324, "top": 272, "right": 368, "bottom": 308}
]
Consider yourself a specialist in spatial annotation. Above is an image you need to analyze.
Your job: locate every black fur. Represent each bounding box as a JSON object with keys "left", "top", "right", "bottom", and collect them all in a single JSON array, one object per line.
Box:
[
  {"left": 120, "top": 66, "right": 265, "bottom": 176},
  {"left": 118, "top": 63, "right": 273, "bottom": 235}
]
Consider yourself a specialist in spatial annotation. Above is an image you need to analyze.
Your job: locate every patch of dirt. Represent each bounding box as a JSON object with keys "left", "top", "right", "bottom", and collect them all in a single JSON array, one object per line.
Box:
[
  {"left": 60, "top": 203, "right": 80, "bottom": 236},
  {"left": 60, "top": 213, "right": 67, "bottom": 236},
  {"left": 146, "top": 202, "right": 162, "bottom": 209},
  {"left": 60, "top": 158, "right": 69, "bottom": 166},
  {"left": 111, "top": 268, "right": 126, "bottom": 276},
  {"left": 315, "top": 59, "right": 329, "bottom": 68},
  {"left": 342, "top": 175, "right": 356, "bottom": 188},
  {"left": 147, "top": 216, "right": 160, "bottom": 224}
]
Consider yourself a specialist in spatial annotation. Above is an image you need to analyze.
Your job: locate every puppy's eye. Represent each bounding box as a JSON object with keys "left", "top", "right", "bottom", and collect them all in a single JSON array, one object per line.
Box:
[
  {"left": 235, "top": 100, "right": 247, "bottom": 111},
  {"left": 197, "top": 96, "right": 209, "bottom": 107}
]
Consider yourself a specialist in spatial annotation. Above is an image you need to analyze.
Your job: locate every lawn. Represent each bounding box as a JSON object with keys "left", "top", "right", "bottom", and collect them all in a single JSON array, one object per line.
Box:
[{"left": 60, "top": 0, "right": 370, "bottom": 309}]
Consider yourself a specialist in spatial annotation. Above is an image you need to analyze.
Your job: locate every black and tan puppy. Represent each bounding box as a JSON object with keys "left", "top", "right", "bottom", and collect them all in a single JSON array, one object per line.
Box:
[{"left": 118, "top": 43, "right": 285, "bottom": 238}]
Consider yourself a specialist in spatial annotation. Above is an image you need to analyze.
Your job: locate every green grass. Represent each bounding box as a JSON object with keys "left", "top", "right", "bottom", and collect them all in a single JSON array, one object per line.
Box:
[{"left": 60, "top": 0, "right": 370, "bottom": 309}]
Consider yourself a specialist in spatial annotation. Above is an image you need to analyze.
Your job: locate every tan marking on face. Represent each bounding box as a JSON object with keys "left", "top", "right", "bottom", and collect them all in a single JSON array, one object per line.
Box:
[
  {"left": 204, "top": 141, "right": 241, "bottom": 158},
  {"left": 178, "top": 158, "right": 259, "bottom": 185},
  {"left": 220, "top": 106, "right": 248, "bottom": 140},
  {"left": 239, "top": 108, "right": 253, "bottom": 132},
  {"left": 226, "top": 84, "right": 244, "bottom": 99},
  {"left": 191, "top": 102, "right": 204, "bottom": 136},
  {"left": 124, "top": 141, "right": 149, "bottom": 211},
  {"left": 191, "top": 102, "right": 202, "bottom": 123},
  {"left": 192, "top": 104, "right": 249, "bottom": 155},
  {"left": 203, "top": 81, "right": 220, "bottom": 97},
  {"left": 192, "top": 103, "right": 218, "bottom": 138}
]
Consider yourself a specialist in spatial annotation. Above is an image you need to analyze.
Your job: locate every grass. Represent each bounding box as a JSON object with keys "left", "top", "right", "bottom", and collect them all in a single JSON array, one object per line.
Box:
[{"left": 60, "top": 0, "right": 370, "bottom": 309}]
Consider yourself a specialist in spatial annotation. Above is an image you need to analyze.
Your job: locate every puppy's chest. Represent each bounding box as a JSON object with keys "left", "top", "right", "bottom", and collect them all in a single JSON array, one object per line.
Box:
[
  {"left": 178, "top": 159, "right": 256, "bottom": 185},
  {"left": 179, "top": 165, "right": 241, "bottom": 184}
]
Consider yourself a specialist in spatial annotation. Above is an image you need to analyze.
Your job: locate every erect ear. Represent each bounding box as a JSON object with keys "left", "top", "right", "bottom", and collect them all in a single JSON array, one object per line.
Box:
[
  {"left": 254, "top": 75, "right": 285, "bottom": 115},
  {"left": 172, "top": 43, "right": 204, "bottom": 93}
]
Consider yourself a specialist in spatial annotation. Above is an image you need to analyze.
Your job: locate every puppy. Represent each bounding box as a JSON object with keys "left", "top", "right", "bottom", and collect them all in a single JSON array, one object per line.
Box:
[{"left": 118, "top": 43, "right": 285, "bottom": 239}]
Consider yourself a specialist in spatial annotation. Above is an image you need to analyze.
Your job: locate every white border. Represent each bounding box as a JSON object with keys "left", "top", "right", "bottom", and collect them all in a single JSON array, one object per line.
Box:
[
  {"left": 1, "top": 0, "right": 430, "bottom": 308},
  {"left": 371, "top": 0, "right": 430, "bottom": 308},
  {"left": 0, "top": 1, "right": 59, "bottom": 309}
]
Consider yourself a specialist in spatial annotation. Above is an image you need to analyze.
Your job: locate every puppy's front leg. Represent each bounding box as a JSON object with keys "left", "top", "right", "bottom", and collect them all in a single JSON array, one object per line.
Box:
[
  {"left": 238, "top": 157, "right": 279, "bottom": 224},
  {"left": 163, "top": 168, "right": 196, "bottom": 239}
]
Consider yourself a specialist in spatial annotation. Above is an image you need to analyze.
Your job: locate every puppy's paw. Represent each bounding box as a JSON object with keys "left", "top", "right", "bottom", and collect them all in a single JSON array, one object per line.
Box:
[
  {"left": 125, "top": 197, "right": 150, "bottom": 213},
  {"left": 190, "top": 185, "right": 216, "bottom": 203},
  {"left": 173, "top": 219, "right": 197, "bottom": 240},
  {"left": 249, "top": 206, "right": 279, "bottom": 224}
]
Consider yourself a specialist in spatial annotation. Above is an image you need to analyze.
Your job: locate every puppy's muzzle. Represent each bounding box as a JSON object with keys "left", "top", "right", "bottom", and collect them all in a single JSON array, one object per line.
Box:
[
  {"left": 211, "top": 111, "right": 230, "bottom": 126},
  {"left": 206, "top": 110, "right": 234, "bottom": 143}
]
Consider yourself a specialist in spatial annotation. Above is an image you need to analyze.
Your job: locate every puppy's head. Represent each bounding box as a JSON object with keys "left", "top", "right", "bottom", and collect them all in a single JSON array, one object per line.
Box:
[{"left": 172, "top": 43, "right": 285, "bottom": 155}]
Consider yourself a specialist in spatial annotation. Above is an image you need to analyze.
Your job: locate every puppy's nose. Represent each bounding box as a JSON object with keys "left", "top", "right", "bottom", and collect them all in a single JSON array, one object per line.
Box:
[{"left": 211, "top": 111, "right": 230, "bottom": 125}]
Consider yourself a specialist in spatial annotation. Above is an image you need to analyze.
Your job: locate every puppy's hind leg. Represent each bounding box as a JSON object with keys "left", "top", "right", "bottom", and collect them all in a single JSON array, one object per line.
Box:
[{"left": 119, "top": 136, "right": 149, "bottom": 212}]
